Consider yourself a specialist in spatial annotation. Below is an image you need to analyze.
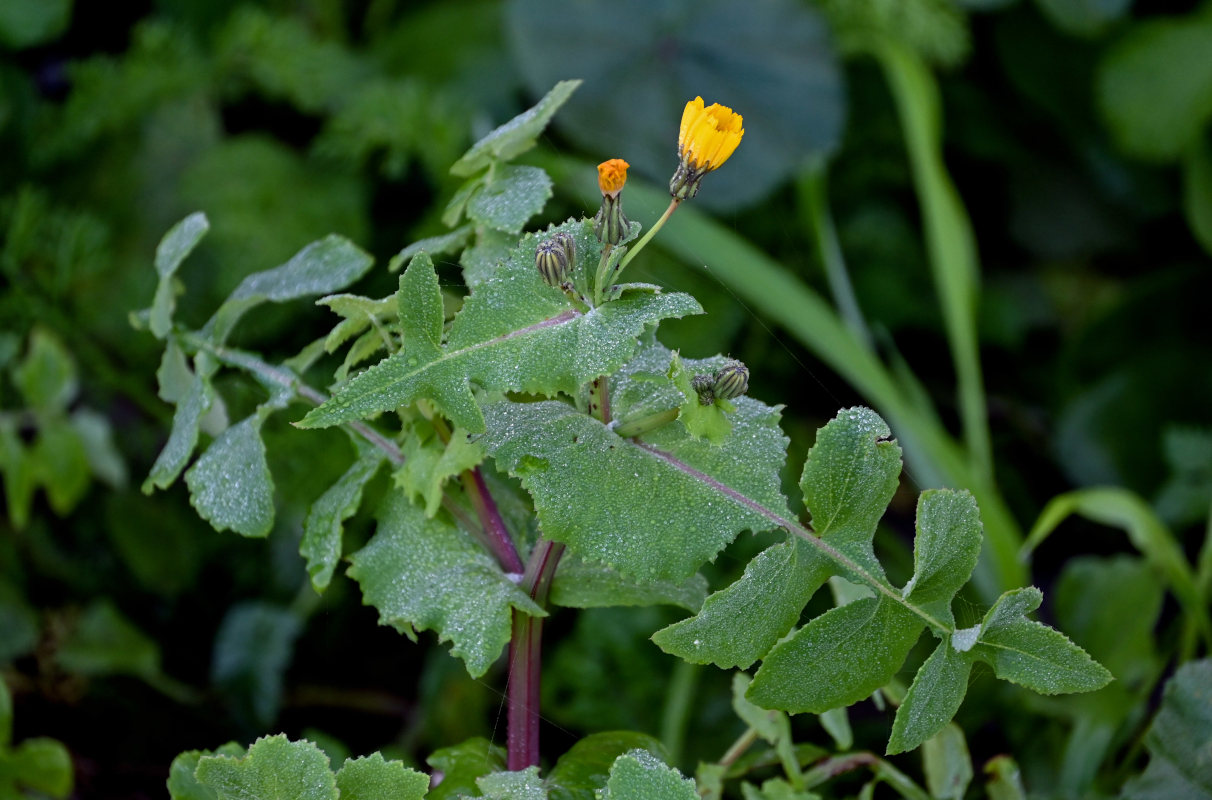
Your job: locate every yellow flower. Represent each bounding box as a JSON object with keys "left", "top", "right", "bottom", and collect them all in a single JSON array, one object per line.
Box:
[
  {"left": 597, "top": 158, "right": 630, "bottom": 198},
  {"left": 671, "top": 97, "right": 743, "bottom": 199},
  {"left": 678, "top": 97, "right": 744, "bottom": 171}
]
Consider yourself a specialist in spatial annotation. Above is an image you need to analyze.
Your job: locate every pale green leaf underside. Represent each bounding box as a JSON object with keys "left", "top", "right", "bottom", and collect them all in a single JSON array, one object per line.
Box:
[
  {"left": 451, "top": 79, "right": 581, "bottom": 176},
  {"left": 348, "top": 492, "right": 544, "bottom": 678},
  {"left": 151, "top": 212, "right": 210, "bottom": 338},
  {"left": 549, "top": 554, "right": 708, "bottom": 612},
  {"left": 335, "top": 753, "right": 429, "bottom": 800},
  {"left": 480, "top": 395, "right": 790, "bottom": 583},
  {"left": 194, "top": 735, "right": 336, "bottom": 800},
  {"left": 300, "top": 444, "right": 385, "bottom": 591},
  {"left": 300, "top": 220, "right": 702, "bottom": 433},
  {"left": 652, "top": 537, "right": 830, "bottom": 669},
  {"left": 205, "top": 235, "right": 374, "bottom": 344},
  {"left": 602, "top": 750, "right": 698, "bottom": 800},
  {"left": 184, "top": 415, "right": 275, "bottom": 538}
]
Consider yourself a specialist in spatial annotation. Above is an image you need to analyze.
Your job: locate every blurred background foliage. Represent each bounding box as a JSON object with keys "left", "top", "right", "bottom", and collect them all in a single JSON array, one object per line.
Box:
[{"left": 1, "top": 0, "right": 1210, "bottom": 797}]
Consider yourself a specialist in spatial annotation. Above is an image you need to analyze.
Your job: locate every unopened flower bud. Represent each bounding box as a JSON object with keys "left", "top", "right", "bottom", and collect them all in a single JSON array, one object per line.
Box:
[
  {"left": 535, "top": 237, "right": 570, "bottom": 288},
  {"left": 594, "top": 158, "right": 632, "bottom": 245},
  {"left": 552, "top": 231, "right": 576, "bottom": 267},
  {"left": 712, "top": 360, "right": 748, "bottom": 401},
  {"left": 691, "top": 373, "right": 715, "bottom": 406}
]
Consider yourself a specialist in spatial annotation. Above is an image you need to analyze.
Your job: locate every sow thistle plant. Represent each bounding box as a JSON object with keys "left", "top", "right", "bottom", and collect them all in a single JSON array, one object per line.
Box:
[{"left": 142, "top": 81, "right": 1110, "bottom": 799}]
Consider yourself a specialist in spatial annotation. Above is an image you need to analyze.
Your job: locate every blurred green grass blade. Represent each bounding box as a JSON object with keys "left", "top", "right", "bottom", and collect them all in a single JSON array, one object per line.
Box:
[
  {"left": 867, "top": 38, "right": 992, "bottom": 484},
  {"left": 542, "top": 154, "right": 1025, "bottom": 600},
  {"left": 1024, "top": 487, "right": 1212, "bottom": 649}
]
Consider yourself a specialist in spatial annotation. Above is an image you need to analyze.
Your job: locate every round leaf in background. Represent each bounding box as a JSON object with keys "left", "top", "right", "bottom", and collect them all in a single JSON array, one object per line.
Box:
[{"left": 506, "top": 0, "right": 845, "bottom": 211}]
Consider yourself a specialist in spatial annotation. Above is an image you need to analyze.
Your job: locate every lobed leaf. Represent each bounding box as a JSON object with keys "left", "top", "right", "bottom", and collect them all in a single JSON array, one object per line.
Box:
[
  {"left": 348, "top": 492, "right": 544, "bottom": 677},
  {"left": 194, "top": 735, "right": 336, "bottom": 800},
  {"left": 167, "top": 742, "right": 245, "bottom": 800},
  {"left": 144, "top": 370, "right": 213, "bottom": 493},
  {"left": 973, "top": 614, "right": 1112, "bottom": 695},
  {"left": 335, "top": 753, "right": 429, "bottom": 800},
  {"left": 300, "top": 222, "right": 702, "bottom": 433},
  {"left": 184, "top": 415, "right": 275, "bottom": 538},
  {"left": 600, "top": 750, "right": 698, "bottom": 800},
  {"left": 480, "top": 395, "right": 790, "bottom": 583}
]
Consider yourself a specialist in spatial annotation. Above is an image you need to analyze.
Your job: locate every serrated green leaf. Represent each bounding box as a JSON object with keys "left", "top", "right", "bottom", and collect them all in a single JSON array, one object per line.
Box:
[
  {"left": 652, "top": 537, "right": 830, "bottom": 669},
  {"left": 151, "top": 212, "right": 209, "bottom": 338},
  {"left": 800, "top": 407, "right": 902, "bottom": 579},
  {"left": 601, "top": 750, "right": 698, "bottom": 800},
  {"left": 450, "top": 80, "right": 580, "bottom": 177},
  {"left": 195, "top": 735, "right": 337, "bottom": 800},
  {"left": 184, "top": 415, "right": 275, "bottom": 538},
  {"left": 398, "top": 251, "right": 445, "bottom": 348},
  {"left": 481, "top": 395, "right": 789, "bottom": 583},
  {"left": 168, "top": 744, "right": 245, "bottom": 800},
  {"left": 301, "top": 445, "right": 385, "bottom": 592},
  {"left": 1122, "top": 659, "right": 1212, "bottom": 800},
  {"left": 748, "top": 595, "right": 922, "bottom": 713},
  {"left": 461, "top": 228, "right": 516, "bottom": 288},
  {"left": 394, "top": 424, "right": 484, "bottom": 517},
  {"left": 426, "top": 738, "right": 506, "bottom": 800},
  {"left": 478, "top": 767, "right": 547, "bottom": 800},
  {"left": 56, "top": 601, "right": 160, "bottom": 680},
  {"left": 348, "top": 492, "right": 544, "bottom": 677},
  {"left": 466, "top": 165, "right": 553, "bottom": 234},
  {"left": 335, "top": 753, "right": 429, "bottom": 800},
  {"left": 211, "top": 601, "right": 302, "bottom": 728},
  {"left": 549, "top": 554, "right": 707, "bottom": 612},
  {"left": 300, "top": 220, "right": 702, "bottom": 433},
  {"left": 1097, "top": 14, "right": 1212, "bottom": 162},
  {"left": 390, "top": 225, "right": 474, "bottom": 272},
  {"left": 887, "top": 638, "right": 973, "bottom": 755},
  {"left": 903, "top": 489, "right": 982, "bottom": 622},
  {"left": 547, "top": 732, "right": 667, "bottom": 800},
  {"left": 14, "top": 327, "right": 77, "bottom": 413},
  {"left": 10, "top": 737, "right": 73, "bottom": 798},
  {"left": 144, "top": 371, "right": 212, "bottom": 493},
  {"left": 920, "top": 723, "right": 972, "bottom": 800},
  {"left": 204, "top": 235, "right": 374, "bottom": 345},
  {"left": 972, "top": 590, "right": 1112, "bottom": 695}
]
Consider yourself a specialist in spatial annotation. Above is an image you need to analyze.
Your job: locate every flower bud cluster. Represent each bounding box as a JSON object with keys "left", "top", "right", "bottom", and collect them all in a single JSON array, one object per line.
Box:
[{"left": 692, "top": 360, "right": 749, "bottom": 405}]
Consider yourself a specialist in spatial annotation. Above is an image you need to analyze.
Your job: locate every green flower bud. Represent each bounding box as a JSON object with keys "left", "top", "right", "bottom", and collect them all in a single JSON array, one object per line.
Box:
[
  {"left": 594, "top": 194, "right": 631, "bottom": 245},
  {"left": 535, "top": 237, "right": 570, "bottom": 288},
  {"left": 712, "top": 360, "right": 748, "bottom": 401},
  {"left": 691, "top": 373, "right": 715, "bottom": 406}
]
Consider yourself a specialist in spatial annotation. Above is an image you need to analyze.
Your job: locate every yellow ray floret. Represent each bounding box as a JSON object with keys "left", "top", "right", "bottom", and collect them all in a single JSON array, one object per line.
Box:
[
  {"left": 597, "top": 158, "right": 630, "bottom": 197},
  {"left": 677, "top": 96, "right": 744, "bottom": 171}
]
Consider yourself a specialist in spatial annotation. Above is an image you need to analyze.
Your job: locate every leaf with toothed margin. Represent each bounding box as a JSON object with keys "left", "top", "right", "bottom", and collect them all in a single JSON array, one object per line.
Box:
[
  {"left": 300, "top": 441, "right": 385, "bottom": 592},
  {"left": 347, "top": 491, "right": 544, "bottom": 678},
  {"left": 298, "top": 219, "right": 701, "bottom": 433},
  {"left": 479, "top": 391, "right": 790, "bottom": 584}
]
